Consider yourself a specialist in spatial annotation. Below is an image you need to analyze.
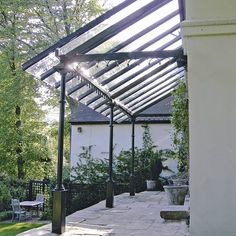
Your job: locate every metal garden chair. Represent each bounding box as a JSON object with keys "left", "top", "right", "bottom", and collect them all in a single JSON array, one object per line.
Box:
[{"left": 11, "top": 199, "right": 28, "bottom": 221}]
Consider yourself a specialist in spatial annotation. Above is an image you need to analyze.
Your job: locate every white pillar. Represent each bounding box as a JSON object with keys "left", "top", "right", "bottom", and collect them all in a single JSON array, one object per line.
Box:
[{"left": 182, "top": 1, "right": 236, "bottom": 235}]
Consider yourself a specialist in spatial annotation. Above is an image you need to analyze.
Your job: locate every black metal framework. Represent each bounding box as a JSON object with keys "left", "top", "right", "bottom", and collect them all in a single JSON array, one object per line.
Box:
[
  {"left": 22, "top": 0, "right": 187, "bottom": 231},
  {"left": 106, "top": 103, "right": 115, "bottom": 208},
  {"left": 130, "top": 117, "right": 136, "bottom": 196},
  {"left": 51, "top": 53, "right": 67, "bottom": 234},
  {"left": 22, "top": 0, "right": 186, "bottom": 124}
]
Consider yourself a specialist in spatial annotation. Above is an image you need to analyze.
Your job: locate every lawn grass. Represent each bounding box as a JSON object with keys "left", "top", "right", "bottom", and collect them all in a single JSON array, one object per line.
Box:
[{"left": 0, "top": 222, "right": 44, "bottom": 236}]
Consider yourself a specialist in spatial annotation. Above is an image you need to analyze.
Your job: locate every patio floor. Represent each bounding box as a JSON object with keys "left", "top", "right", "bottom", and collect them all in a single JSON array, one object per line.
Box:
[{"left": 18, "top": 191, "right": 189, "bottom": 236}]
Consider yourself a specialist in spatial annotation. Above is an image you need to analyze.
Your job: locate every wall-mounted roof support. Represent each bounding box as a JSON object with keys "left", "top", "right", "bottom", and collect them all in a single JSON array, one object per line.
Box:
[{"left": 178, "top": 0, "right": 186, "bottom": 21}]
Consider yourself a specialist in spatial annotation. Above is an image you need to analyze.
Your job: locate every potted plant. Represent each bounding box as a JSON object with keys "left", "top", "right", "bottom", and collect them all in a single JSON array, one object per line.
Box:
[{"left": 146, "top": 152, "right": 163, "bottom": 191}]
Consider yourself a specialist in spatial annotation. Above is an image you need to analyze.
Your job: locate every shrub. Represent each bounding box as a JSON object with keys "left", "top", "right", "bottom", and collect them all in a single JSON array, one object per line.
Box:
[
  {"left": 71, "top": 146, "right": 108, "bottom": 184},
  {"left": 0, "top": 182, "right": 11, "bottom": 211},
  {"left": 0, "top": 211, "right": 12, "bottom": 221}
]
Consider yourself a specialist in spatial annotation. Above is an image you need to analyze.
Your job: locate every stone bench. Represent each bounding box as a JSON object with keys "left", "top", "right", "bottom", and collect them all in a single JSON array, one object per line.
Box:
[{"left": 160, "top": 205, "right": 190, "bottom": 221}]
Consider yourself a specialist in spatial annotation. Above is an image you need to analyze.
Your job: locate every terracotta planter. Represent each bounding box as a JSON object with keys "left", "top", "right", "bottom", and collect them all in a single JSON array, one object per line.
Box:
[{"left": 163, "top": 185, "right": 188, "bottom": 205}]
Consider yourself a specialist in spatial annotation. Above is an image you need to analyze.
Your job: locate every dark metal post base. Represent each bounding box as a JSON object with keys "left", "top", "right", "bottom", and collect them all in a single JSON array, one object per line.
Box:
[
  {"left": 129, "top": 175, "right": 135, "bottom": 196},
  {"left": 106, "top": 180, "right": 114, "bottom": 208},
  {"left": 52, "top": 189, "right": 67, "bottom": 234}
]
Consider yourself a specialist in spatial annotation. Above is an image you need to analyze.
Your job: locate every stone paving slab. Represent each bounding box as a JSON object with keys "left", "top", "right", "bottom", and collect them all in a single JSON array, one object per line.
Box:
[{"left": 18, "top": 191, "right": 189, "bottom": 236}]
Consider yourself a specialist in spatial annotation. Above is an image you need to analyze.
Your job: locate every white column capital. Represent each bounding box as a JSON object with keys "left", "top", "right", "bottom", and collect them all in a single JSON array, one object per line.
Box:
[{"left": 181, "top": 18, "right": 236, "bottom": 54}]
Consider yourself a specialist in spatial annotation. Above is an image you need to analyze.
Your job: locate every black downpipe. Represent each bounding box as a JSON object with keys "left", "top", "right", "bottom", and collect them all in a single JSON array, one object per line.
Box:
[
  {"left": 130, "top": 117, "right": 135, "bottom": 196},
  {"left": 106, "top": 103, "right": 114, "bottom": 208}
]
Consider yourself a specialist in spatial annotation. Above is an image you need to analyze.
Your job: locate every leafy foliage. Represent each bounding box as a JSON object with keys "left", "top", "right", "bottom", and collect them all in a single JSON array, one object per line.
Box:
[
  {"left": 0, "top": 177, "right": 27, "bottom": 211},
  {"left": 0, "top": 0, "right": 107, "bottom": 180},
  {"left": 171, "top": 81, "right": 189, "bottom": 172},
  {"left": 71, "top": 146, "right": 108, "bottom": 184},
  {"left": 71, "top": 125, "right": 166, "bottom": 188}
]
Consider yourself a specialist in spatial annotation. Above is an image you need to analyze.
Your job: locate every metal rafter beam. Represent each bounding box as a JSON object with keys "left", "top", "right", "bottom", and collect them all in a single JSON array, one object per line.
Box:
[
  {"left": 69, "top": 67, "right": 132, "bottom": 117},
  {"left": 66, "top": 49, "right": 183, "bottom": 63}
]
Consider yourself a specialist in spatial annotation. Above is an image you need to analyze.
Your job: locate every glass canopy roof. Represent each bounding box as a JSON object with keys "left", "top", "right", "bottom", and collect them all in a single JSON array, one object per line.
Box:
[{"left": 22, "top": 0, "right": 186, "bottom": 123}]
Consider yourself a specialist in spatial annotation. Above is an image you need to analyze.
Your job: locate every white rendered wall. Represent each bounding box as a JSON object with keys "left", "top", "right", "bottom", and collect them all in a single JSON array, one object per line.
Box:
[
  {"left": 70, "top": 123, "right": 174, "bottom": 169},
  {"left": 182, "top": 1, "right": 236, "bottom": 235}
]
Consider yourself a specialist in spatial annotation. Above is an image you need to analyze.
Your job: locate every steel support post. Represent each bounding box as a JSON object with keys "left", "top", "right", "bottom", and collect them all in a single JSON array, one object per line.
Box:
[
  {"left": 106, "top": 103, "right": 114, "bottom": 208},
  {"left": 130, "top": 117, "right": 136, "bottom": 196},
  {"left": 52, "top": 62, "right": 67, "bottom": 234}
]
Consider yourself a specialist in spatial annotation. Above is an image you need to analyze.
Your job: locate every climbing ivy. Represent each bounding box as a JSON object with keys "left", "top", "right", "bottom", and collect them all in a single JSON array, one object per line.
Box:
[{"left": 171, "top": 81, "right": 189, "bottom": 172}]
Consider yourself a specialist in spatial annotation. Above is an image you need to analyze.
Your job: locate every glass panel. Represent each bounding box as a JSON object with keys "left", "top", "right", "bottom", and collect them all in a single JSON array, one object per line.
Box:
[
  {"left": 109, "top": 58, "right": 172, "bottom": 96},
  {"left": 94, "top": 105, "right": 107, "bottom": 114},
  {"left": 70, "top": 90, "right": 81, "bottom": 101},
  {"left": 43, "top": 71, "right": 61, "bottom": 87},
  {"left": 130, "top": 80, "right": 181, "bottom": 113},
  {"left": 132, "top": 87, "right": 178, "bottom": 114},
  {"left": 88, "top": 0, "right": 179, "bottom": 54},
  {"left": 25, "top": 0, "right": 184, "bottom": 122},
  {"left": 114, "top": 61, "right": 178, "bottom": 101},
  {"left": 80, "top": 93, "right": 98, "bottom": 104},
  {"left": 65, "top": 76, "right": 82, "bottom": 92},
  {"left": 88, "top": 97, "right": 106, "bottom": 109},
  {"left": 79, "top": 91, "right": 99, "bottom": 104},
  {"left": 59, "top": 0, "right": 154, "bottom": 55},
  {"left": 26, "top": 52, "right": 59, "bottom": 78},
  {"left": 118, "top": 18, "right": 180, "bottom": 52},
  {"left": 85, "top": 26, "right": 180, "bottom": 89},
  {"left": 115, "top": 114, "right": 129, "bottom": 123},
  {"left": 89, "top": 37, "right": 181, "bottom": 94},
  {"left": 26, "top": 0, "right": 152, "bottom": 78},
  {"left": 126, "top": 69, "right": 183, "bottom": 105},
  {"left": 126, "top": 74, "right": 182, "bottom": 108}
]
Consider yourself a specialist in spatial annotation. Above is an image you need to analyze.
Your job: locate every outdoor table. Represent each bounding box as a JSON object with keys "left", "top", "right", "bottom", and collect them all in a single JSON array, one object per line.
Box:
[{"left": 20, "top": 201, "right": 42, "bottom": 217}]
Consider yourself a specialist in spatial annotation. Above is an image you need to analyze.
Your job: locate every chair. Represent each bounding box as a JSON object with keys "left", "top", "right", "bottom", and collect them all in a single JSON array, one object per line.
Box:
[
  {"left": 32, "top": 194, "right": 44, "bottom": 216},
  {"left": 36, "top": 194, "right": 44, "bottom": 209},
  {"left": 11, "top": 199, "right": 27, "bottom": 221}
]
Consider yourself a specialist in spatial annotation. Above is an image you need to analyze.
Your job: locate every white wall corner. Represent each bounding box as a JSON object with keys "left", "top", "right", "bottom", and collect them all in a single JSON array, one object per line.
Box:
[{"left": 181, "top": 18, "right": 236, "bottom": 54}]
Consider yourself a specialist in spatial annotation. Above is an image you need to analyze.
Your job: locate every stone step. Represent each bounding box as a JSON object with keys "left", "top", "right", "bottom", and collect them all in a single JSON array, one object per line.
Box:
[{"left": 160, "top": 205, "right": 190, "bottom": 220}]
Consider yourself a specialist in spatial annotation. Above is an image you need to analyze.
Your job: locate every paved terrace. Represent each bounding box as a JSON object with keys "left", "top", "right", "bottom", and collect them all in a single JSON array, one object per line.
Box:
[{"left": 19, "top": 191, "right": 189, "bottom": 236}]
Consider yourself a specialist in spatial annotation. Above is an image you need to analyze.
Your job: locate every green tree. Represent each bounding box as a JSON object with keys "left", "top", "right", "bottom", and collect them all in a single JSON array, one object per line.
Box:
[
  {"left": 0, "top": 0, "right": 107, "bottom": 179},
  {"left": 0, "top": 0, "right": 51, "bottom": 179}
]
